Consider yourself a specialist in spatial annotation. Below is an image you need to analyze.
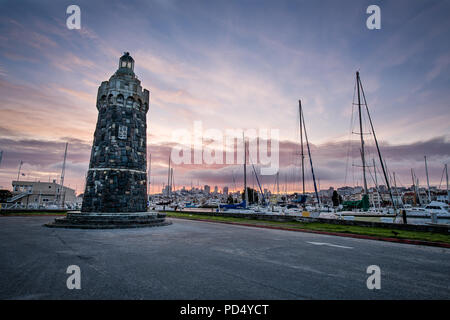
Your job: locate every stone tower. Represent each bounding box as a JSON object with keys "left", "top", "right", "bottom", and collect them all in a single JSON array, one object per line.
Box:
[{"left": 81, "top": 52, "right": 149, "bottom": 213}]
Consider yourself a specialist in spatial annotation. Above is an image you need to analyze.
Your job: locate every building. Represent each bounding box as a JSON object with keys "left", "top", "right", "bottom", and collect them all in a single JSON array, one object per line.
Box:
[
  {"left": 10, "top": 180, "right": 76, "bottom": 208},
  {"left": 436, "top": 191, "right": 450, "bottom": 203},
  {"left": 337, "top": 186, "right": 354, "bottom": 197},
  {"left": 368, "top": 191, "right": 382, "bottom": 206},
  {"left": 81, "top": 52, "right": 149, "bottom": 212},
  {"left": 223, "top": 186, "right": 229, "bottom": 196},
  {"left": 204, "top": 185, "right": 210, "bottom": 194}
]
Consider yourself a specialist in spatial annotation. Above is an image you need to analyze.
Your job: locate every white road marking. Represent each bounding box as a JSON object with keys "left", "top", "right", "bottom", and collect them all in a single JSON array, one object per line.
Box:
[{"left": 306, "top": 241, "right": 353, "bottom": 249}]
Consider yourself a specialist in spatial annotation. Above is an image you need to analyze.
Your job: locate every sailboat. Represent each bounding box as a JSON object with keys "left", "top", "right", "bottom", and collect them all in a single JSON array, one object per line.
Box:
[
  {"left": 342, "top": 71, "right": 396, "bottom": 214},
  {"left": 405, "top": 162, "right": 450, "bottom": 220},
  {"left": 219, "top": 134, "right": 249, "bottom": 212},
  {"left": 270, "top": 100, "right": 322, "bottom": 216}
]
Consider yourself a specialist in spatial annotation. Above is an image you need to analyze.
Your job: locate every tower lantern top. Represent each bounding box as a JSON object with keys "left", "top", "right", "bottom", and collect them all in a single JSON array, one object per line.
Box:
[{"left": 118, "top": 52, "right": 134, "bottom": 73}]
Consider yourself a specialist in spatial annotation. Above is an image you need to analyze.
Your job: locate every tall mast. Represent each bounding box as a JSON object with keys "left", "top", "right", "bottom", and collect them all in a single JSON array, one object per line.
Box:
[
  {"left": 167, "top": 156, "right": 171, "bottom": 197},
  {"left": 411, "top": 168, "right": 417, "bottom": 206},
  {"left": 318, "top": 178, "right": 322, "bottom": 205},
  {"left": 284, "top": 174, "right": 288, "bottom": 202},
  {"left": 59, "top": 142, "right": 68, "bottom": 208},
  {"left": 373, "top": 158, "right": 381, "bottom": 208},
  {"left": 148, "top": 154, "right": 151, "bottom": 196},
  {"left": 373, "top": 159, "right": 378, "bottom": 187},
  {"left": 424, "top": 156, "right": 431, "bottom": 203},
  {"left": 250, "top": 161, "right": 266, "bottom": 205},
  {"left": 243, "top": 134, "right": 248, "bottom": 207},
  {"left": 252, "top": 170, "right": 255, "bottom": 190},
  {"left": 358, "top": 72, "right": 396, "bottom": 210},
  {"left": 301, "top": 106, "right": 320, "bottom": 205},
  {"left": 276, "top": 171, "right": 280, "bottom": 202},
  {"left": 416, "top": 176, "right": 421, "bottom": 205},
  {"left": 393, "top": 171, "right": 399, "bottom": 206},
  {"left": 356, "top": 72, "right": 368, "bottom": 194},
  {"left": 170, "top": 168, "right": 174, "bottom": 194},
  {"left": 299, "top": 100, "right": 305, "bottom": 195},
  {"left": 446, "top": 164, "right": 449, "bottom": 204}
]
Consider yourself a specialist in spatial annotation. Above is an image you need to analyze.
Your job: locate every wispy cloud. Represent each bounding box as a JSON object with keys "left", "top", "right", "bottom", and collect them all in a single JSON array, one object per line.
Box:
[{"left": 0, "top": 0, "right": 449, "bottom": 192}]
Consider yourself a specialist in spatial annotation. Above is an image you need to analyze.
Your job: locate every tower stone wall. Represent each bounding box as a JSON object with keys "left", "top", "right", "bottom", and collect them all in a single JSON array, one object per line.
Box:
[{"left": 81, "top": 53, "right": 149, "bottom": 213}]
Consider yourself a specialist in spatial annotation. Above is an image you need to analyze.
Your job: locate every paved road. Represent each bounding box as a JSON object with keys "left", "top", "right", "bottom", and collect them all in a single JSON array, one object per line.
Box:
[{"left": 0, "top": 216, "right": 449, "bottom": 299}]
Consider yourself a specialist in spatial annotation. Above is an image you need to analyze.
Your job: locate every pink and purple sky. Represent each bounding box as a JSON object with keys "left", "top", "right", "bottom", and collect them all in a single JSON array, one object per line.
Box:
[{"left": 0, "top": 0, "right": 449, "bottom": 194}]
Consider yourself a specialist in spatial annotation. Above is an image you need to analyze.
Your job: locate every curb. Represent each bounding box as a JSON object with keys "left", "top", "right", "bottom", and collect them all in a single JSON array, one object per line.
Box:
[{"left": 168, "top": 216, "right": 450, "bottom": 249}]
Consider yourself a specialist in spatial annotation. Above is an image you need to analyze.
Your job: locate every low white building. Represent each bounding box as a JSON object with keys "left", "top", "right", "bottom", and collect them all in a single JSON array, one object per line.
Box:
[{"left": 10, "top": 180, "right": 76, "bottom": 209}]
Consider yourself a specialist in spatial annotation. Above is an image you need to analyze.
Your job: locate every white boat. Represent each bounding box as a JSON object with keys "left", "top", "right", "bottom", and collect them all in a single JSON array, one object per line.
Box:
[{"left": 406, "top": 201, "right": 450, "bottom": 217}]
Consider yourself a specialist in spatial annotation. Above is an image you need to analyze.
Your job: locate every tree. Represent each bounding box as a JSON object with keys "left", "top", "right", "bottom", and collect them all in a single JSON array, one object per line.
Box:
[
  {"left": 227, "top": 195, "right": 234, "bottom": 204},
  {"left": 332, "top": 190, "right": 340, "bottom": 207},
  {"left": 0, "top": 190, "right": 13, "bottom": 203},
  {"left": 241, "top": 187, "right": 259, "bottom": 204}
]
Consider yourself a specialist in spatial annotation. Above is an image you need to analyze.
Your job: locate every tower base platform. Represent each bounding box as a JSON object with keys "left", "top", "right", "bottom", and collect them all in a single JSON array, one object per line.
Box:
[{"left": 45, "top": 212, "right": 171, "bottom": 229}]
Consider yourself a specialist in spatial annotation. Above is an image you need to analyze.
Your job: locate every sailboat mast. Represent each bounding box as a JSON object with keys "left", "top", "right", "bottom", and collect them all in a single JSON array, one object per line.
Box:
[
  {"left": 276, "top": 171, "right": 280, "bottom": 202},
  {"left": 356, "top": 72, "right": 368, "bottom": 194},
  {"left": 411, "top": 168, "right": 417, "bottom": 206},
  {"left": 284, "top": 174, "right": 288, "bottom": 202},
  {"left": 299, "top": 100, "right": 305, "bottom": 195},
  {"left": 446, "top": 164, "right": 449, "bottom": 204},
  {"left": 393, "top": 171, "right": 400, "bottom": 206},
  {"left": 171, "top": 168, "right": 174, "bottom": 194},
  {"left": 250, "top": 161, "right": 266, "bottom": 205},
  {"left": 358, "top": 72, "right": 396, "bottom": 210},
  {"left": 243, "top": 134, "right": 248, "bottom": 207},
  {"left": 59, "top": 142, "right": 68, "bottom": 208},
  {"left": 148, "top": 153, "right": 152, "bottom": 195},
  {"left": 373, "top": 158, "right": 381, "bottom": 208},
  {"left": 424, "top": 156, "right": 431, "bottom": 203},
  {"left": 301, "top": 107, "right": 320, "bottom": 205},
  {"left": 167, "top": 156, "right": 171, "bottom": 197}
]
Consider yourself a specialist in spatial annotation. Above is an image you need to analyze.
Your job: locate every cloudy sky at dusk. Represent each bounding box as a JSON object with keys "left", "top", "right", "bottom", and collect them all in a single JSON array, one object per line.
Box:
[{"left": 0, "top": 0, "right": 449, "bottom": 194}]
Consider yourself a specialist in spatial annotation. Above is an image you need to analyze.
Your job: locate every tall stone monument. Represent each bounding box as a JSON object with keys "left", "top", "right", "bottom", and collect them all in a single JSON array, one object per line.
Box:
[
  {"left": 81, "top": 52, "right": 148, "bottom": 213},
  {"left": 46, "top": 53, "right": 169, "bottom": 228}
]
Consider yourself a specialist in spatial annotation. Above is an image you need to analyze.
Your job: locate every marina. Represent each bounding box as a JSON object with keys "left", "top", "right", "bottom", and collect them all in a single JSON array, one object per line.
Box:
[
  {"left": 143, "top": 71, "right": 449, "bottom": 227},
  {"left": 0, "top": 0, "right": 449, "bottom": 306}
]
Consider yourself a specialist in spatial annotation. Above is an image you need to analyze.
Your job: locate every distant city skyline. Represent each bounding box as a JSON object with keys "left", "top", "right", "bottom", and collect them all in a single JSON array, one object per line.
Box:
[{"left": 0, "top": 0, "right": 449, "bottom": 195}]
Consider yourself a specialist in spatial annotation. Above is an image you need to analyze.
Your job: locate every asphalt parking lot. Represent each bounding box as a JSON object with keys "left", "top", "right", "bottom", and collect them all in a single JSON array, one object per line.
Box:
[{"left": 0, "top": 216, "right": 449, "bottom": 299}]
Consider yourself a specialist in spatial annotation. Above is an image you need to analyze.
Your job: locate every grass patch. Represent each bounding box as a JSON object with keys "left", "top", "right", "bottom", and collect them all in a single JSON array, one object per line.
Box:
[{"left": 165, "top": 211, "right": 450, "bottom": 244}]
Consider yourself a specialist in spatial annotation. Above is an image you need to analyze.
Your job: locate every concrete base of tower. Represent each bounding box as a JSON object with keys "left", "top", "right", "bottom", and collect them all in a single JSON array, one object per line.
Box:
[{"left": 45, "top": 211, "right": 171, "bottom": 229}]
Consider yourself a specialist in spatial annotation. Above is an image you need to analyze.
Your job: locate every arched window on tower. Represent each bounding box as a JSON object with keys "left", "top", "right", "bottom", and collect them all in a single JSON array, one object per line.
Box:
[
  {"left": 135, "top": 99, "right": 142, "bottom": 110},
  {"left": 108, "top": 94, "right": 114, "bottom": 105},
  {"left": 100, "top": 95, "right": 107, "bottom": 108},
  {"left": 126, "top": 97, "right": 134, "bottom": 108},
  {"left": 116, "top": 94, "right": 124, "bottom": 106}
]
